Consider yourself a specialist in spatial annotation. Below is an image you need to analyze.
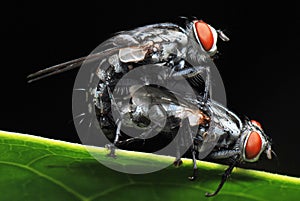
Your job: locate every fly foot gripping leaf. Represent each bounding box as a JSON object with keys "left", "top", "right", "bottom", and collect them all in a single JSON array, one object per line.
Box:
[{"left": 0, "top": 130, "right": 299, "bottom": 201}]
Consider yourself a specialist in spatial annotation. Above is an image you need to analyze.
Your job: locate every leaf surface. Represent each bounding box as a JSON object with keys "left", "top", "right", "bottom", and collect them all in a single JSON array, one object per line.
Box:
[{"left": 0, "top": 130, "right": 299, "bottom": 201}]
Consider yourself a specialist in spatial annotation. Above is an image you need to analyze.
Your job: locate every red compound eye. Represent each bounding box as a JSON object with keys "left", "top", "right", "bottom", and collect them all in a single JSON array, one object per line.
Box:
[
  {"left": 194, "top": 20, "right": 214, "bottom": 51},
  {"left": 251, "top": 119, "right": 262, "bottom": 129},
  {"left": 245, "top": 131, "right": 262, "bottom": 160}
]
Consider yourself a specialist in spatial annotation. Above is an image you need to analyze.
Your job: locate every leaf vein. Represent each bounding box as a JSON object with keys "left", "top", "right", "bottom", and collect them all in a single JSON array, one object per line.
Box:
[
  {"left": 0, "top": 161, "right": 87, "bottom": 201},
  {"left": 26, "top": 154, "right": 53, "bottom": 166}
]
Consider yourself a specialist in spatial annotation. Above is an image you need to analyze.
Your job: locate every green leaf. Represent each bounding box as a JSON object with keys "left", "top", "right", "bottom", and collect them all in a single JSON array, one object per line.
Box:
[{"left": 0, "top": 130, "right": 299, "bottom": 201}]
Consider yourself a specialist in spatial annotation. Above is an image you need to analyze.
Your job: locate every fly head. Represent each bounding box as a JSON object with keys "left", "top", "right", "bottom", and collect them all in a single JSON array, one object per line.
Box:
[
  {"left": 191, "top": 20, "right": 229, "bottom": 57},
  {"left": 240, "top": 119, "right": 272, "bottom": 162}
]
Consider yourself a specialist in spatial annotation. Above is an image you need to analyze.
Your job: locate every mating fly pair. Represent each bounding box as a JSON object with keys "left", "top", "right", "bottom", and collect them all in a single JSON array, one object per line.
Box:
[{"left": 28, "top": 18, "right": 273, "bottom": 197}]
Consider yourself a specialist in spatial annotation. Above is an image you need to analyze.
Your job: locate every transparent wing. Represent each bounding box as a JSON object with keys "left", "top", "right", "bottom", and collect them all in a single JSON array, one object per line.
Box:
[
  {"left": 27, "top": 51, "right": 114, "bottom": 82},
  {"left": 128, "top": 83, "right": 203, "bottom": 111},
  {"left": 27, "top": 23, "right": 186, "bottom": 83}
]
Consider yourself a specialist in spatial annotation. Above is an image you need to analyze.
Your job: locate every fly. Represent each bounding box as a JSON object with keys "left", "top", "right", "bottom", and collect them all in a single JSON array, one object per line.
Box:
[
  {"left": 110, "top": 83, "right": 273, "bottom": 197},
  {"left": 27, "top": 19, "right": 228, "bottom": 83},
  {"left": 27, "top": 18, "right": 273, "bottom": 197}
]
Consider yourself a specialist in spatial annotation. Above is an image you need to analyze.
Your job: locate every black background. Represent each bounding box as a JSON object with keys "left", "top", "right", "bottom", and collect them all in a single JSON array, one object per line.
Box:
[{"left": 1, "top": 1, "right": 299, "bottom": 177}]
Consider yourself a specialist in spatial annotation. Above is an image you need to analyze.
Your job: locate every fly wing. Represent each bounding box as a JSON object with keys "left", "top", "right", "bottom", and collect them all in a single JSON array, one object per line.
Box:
[
  {"left": 27, "top": 34, "right": 141, "bottom": 83},
  {"left": 118, "top": 46, "right": 148, "bottom": 63},
  {"left": 27, "top": 51, "right": 113, "bottom": 83},
  {"left": 130, "top": 85, "right": 200, "bottom": 109},
  {"left": 27, "top": 23, "right": 186, "bottom": 83}
]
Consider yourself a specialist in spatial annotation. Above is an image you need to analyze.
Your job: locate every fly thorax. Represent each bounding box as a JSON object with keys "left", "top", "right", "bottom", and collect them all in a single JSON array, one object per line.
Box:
[
  {"left": 208, "top": 114, "right": 240, "bottom": 139},
  {"left": 219, "top": 118, "right": 240, "bottom": 139}
]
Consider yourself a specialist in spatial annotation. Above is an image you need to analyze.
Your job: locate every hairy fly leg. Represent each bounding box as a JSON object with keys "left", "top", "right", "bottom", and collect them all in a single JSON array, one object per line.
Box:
[
  {"left": 173, "top": 128, "right": 183, "bottom": 167},
  {"left": 105, "top": 120, "right": 121, "bottom": 158},
  {"left": 188, "top": 148, "right": 199, "bottom": 180},
  {"left": 172, "top": 120, "right": 184, "bottom": 167},
  {"left": 105, "top": 84, "right": 124, "bottom": 157},
  {"left": 188, "top": 130, "right": 205, "bottom": 180},
  {"left": 171, "top": 65, "right": 211, "bottom": 103},
  {"left": 173, "top": 118, "right": 192, "bottom": 167},
  {"left": 95, "top": 59, "right": 135, "bottom": 151},
  {"left": 122, "top": 123, "right": 161, "bottom": 145},
  {"left": 205, "top": 155, "right": 239, "bottom": 197}
]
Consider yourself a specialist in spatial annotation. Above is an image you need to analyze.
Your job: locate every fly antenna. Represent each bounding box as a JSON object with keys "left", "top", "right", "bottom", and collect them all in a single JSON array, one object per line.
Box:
[
  {"left": 217, "top": 30, "right": 230, "bottom": 42},
  {"left": 271, "top": 149, "right": 280, "bottom": 169}
]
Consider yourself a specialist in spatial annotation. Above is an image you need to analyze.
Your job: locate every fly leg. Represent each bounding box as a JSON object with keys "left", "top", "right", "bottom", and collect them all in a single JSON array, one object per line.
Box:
[
  {"left": 173, "top": 122, "right": 184, "bottom": 167},
  {"left": 205, "top": 155, "right": 239, "bottom": 197},
  {"left": 171, "top": 66, "right": 211, "bottom": 103},
  {"left": 188, "top": 147, "right": 198, "bottom": 180},
  {"left": 173, "top": 116, "right": 195, "bottom": 167},
  {"left": 123, "top": 123, "right": 160, "bottom": 145},
  {"left": 174, "top": 118, "right": 197, "bottom": 172},
  {"left": 188, "top": 129, "right": 207, "bottom": 180},
  {"left": 95, "top": 83, "right": 112, "bottom": 128},
  {"left": 173, "top": 118, "right": 185, "bottom": 167},
  {"left": 106, "top": 119, "right": 121, "bottom": 158},
  {"left": 177, "top": 118, "right": 199, "bottom": 179},
  {"left": 105, "top": 85, "right": 123, "bottom": 158},
  {"left": 173, "top": 153, "right": 183, "bottom": 167}
]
